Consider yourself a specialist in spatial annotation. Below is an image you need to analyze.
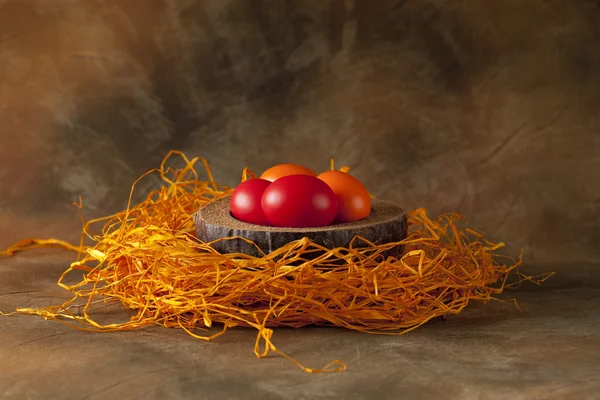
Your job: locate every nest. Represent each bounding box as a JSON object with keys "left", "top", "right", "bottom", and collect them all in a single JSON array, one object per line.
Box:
[{"left": 1, "top": 151, "right": 549, "bottom": 372}]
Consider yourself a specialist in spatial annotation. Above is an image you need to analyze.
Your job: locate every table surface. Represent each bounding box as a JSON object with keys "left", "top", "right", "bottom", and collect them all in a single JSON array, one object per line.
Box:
[{"left": 1, "top": 251, "right": 598, "bottom": 400}]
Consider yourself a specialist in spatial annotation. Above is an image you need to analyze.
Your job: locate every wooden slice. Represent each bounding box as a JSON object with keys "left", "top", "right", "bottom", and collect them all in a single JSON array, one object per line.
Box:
[{"left": 194, "top": 196, "right": 408, "bottom": 259}]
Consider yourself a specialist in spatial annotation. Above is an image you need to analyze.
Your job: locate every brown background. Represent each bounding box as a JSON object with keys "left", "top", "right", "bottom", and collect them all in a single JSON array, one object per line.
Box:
[{"left": 1, "top": 0, "right": 599, "bottom": 264}]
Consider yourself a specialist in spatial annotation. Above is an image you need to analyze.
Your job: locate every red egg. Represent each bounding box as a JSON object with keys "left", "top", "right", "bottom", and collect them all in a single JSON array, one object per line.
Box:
[
  {"left": 261, "top": 175, "right": 337, "bottom": 228},
  {"left": 230, "top": 179, "right": 271, "bottom": 225}
]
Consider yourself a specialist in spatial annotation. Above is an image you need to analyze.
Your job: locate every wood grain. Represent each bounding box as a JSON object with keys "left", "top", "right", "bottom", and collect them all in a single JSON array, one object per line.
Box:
[{"left": 194, "top": 196, "right": 408, "bottom": 258}]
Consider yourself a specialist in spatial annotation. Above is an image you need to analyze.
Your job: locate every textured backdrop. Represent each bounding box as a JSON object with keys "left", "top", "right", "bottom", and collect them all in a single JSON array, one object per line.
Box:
[{"left": 0, "top": 0, "right": 599, "bottom": 264}]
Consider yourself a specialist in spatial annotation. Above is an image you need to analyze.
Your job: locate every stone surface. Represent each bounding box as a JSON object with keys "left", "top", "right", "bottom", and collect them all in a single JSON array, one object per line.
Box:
[
  {"left": 0, "top": 251, "right": 599, "bottom": 400},
  {"left": 0, "top": 0, "right": 599, "bottom": 264}
]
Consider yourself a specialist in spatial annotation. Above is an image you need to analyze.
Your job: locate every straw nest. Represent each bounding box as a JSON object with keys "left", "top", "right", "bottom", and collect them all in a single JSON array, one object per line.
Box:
[{"left": 1, "top": 151, "right": 549, "bottom": 372}]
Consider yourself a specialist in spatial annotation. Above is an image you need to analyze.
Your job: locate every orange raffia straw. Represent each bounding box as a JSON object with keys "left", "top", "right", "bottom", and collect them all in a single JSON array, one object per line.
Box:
[
  {"left": 1, "top": 151, "right": 552, "bottom": 372},
  {"left": 0, "top": 238, "right": 81, "bottom": 256}
]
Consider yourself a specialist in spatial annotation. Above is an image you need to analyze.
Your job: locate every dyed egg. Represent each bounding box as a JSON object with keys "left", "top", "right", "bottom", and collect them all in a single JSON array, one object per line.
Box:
[
  {"left": 317, "top": 171, "right": 371, "bottom": 223},
  {"left": 261, "top": 175, "right": 337, "bottom": 228},
  {"left": 229, "top": 178, "right": 272, "bottom": 225},
  {"left": 260, "top": 164, "right": 317, "bottom": 182}
]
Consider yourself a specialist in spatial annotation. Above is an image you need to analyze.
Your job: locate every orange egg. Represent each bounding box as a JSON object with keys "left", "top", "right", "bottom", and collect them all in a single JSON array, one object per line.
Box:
[
  {"left": 260, "top": 164, "right": 317, "bottom": 182},
  {"left": 317, "top": 170, "right": 371, "bottom": 223}
]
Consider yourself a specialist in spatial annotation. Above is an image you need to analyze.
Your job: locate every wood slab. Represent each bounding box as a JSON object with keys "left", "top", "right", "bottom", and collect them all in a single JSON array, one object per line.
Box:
[{"left": 194, "top": 196, "right": 407, "bottom": 258}]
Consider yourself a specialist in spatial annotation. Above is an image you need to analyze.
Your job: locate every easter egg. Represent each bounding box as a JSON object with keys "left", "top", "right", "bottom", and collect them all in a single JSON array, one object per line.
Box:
[
  {"left": 260, "top": 164, "right": 316, "bottom": 182},
  {"left": 229, "top": 178, "right": 272, "bottom": 225},
  {"left": 317, "top": 170, "right": 371, "bottom": 223},
  {"left": 261, "top": 175, "right": 337, "bottom": 228}
]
